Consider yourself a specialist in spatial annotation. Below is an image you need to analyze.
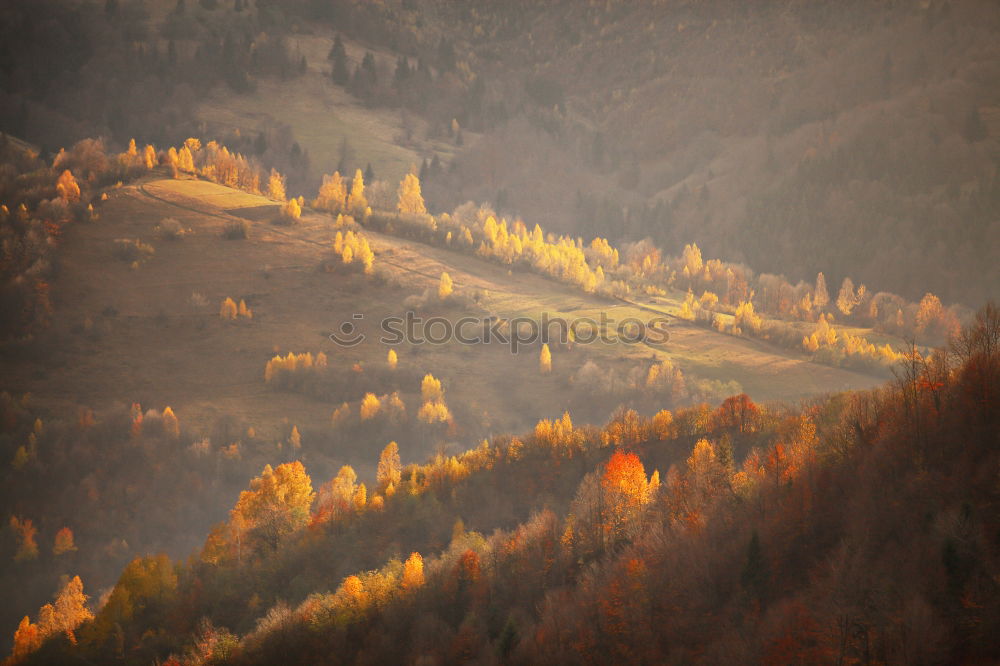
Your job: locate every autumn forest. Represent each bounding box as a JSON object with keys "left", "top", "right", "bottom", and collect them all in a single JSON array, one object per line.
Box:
[{"left": 0, "top": 1, "right": 998, "bottom": 664}]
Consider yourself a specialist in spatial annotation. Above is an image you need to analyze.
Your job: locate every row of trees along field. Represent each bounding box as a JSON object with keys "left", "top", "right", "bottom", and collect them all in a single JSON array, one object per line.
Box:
[
  {"left": 7, "top": 303, "right": 998, "bottom": 664},
  {"left": 1, "top": 127, "right": 966, "bottom": 387},
  {"left": 307, "top": 160, "right": 965, "bottom": 373}
]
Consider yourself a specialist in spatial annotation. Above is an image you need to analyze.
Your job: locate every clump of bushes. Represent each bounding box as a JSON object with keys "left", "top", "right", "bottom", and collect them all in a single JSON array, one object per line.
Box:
[
  {"left": 154, "top": 217, "right": 186, "bottom": 240},
  {"left": 222, "top": 220, "right": 249, "bottom": 239},
  {"left": 112, "top": 238, "right": 155, "bottom": 262}
]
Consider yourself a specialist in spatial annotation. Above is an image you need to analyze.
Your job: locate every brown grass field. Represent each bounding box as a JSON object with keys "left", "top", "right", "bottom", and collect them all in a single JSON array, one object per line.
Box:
[{"left": 3, "top": 175, "right": 884, "bottom": 473}]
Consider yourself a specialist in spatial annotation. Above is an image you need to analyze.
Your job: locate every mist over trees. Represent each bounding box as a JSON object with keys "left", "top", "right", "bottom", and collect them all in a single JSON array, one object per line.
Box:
[{"left": 1, "top": 0, "right": 998, "bottom": 664}]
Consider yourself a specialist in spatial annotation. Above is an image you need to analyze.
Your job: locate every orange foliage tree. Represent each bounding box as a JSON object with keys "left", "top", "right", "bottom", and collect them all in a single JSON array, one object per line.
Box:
[
  {"left": 401, "top": 552, "right": 425, "bottom": 591},
  {"left": 601, "top": 451, "right": 657, "bottom": 543},
  {"left": 53, "top": 527, "right": 77, "bottom": 556}
]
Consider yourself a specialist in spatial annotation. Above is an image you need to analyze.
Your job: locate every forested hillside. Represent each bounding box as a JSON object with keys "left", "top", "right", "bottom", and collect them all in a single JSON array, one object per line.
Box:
[
  {"left": 1, "top": 1, "right": 998, "bottom": 664},
  {"left": 10, "top": 305, "right": 999, "bottom": 664},
  {"left": 2, "top": 1, "right": 997, "bottom": 305}
]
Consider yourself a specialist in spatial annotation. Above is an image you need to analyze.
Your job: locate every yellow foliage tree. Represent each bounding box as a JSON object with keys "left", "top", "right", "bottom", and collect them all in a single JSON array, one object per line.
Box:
[
  {"left": 281, "top": 197, "right": 302, "bottom": 221},
  {"left": 119, "top": 139, "right": 140, "bottom": 169},
  {"left": 916, "top": 292, "right": 943, "bottom": 333},
  {"left": 230, "top": 462, "right": 314, "bottom": 555},
  {"left": 335, "top": 230, "right": 375, "bottom": 273},
  {"left": 267, "top": 168, "right": 286, "bottom": 202},
  {"left": 162, "top": 406, "right": 180, "bottom": 439},
  {"left": 734, "top": 300, "right": 762, "bottom": 335},
  {"left": 347, "top": 168, "right": 368, "bottom": 214},
  {"left": 177, "top": 145, "right": 195, "bottom": 172},
  {"left": 352, "top": 483, "right": 367, "bottom": 511},
  {"left": 814, "top": 272, "right": 830, "bottom": 309},
  {"left": 377, "top": 441, "right": 402, "bottom": 491},
  {"left": 360, "top": 393, "right": 381, "bottom": 420},
  {"left": 41, "top": 575, "right": 92, "bottom": 644},
  {"left": 397, "top": 172, "right": 426, "bottom": 215},
  {"left": 387, "top": 348, "right": 398, "bottom": 370},
  {"left": 385, "top": 391, "right": 406, "bottom": 419},
  {"left": 589, "top": 237, "right": 620, "bottom": 269},
  {"left": 678, "top": 291, "right": 698, "bottom": 321},
  {"left": 144, "top": 144, "right": 157, "bottom": 169},
  {"left": 220, "top": 297, "right": 238, "bottom": 320},
  {"left": 401, "top": 552, "right": 425, "bottom": 591},
  {"left": 539, "top": 343, "right": 552, "bottom": 374},
  {"left": 331, "top": 402, "right": 350, "bottom": 426},
  {"left": 438, "top": 271, "right": 453, "bottom": 300},
  {"left": 314, "top": 171, "right": 347, "bottom": 212},
  {"left": 421, "top": 374, "right": 443, "bottom": 402},
  {"left": 56, "top": 170, "right": 81, "bottom": 203},
  {"left": 652, "top": 409, "right": 675, "bottom": 440},
  {"left": 339, "top": 575, "right": 367, "bottom": 610},
  {"left": 417, "top": 400, "right": 451, "bottom": 424},
  {"left": 682, "top": 243, "right": 703, "bottom": 281},
  {"left": 836, "top": 277, "right": 860, "bottom": 315}
]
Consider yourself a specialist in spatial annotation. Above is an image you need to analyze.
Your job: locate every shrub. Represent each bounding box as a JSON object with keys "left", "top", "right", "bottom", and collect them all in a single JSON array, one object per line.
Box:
[
  {"left": 113, "top": 238, "right": 155, "bottom": 262},
  {"left": 222, "top": 220, "right": 249, "bottom": 240},
  {"left": 155, "top": 217, "right": 185, "bottom": 240}
]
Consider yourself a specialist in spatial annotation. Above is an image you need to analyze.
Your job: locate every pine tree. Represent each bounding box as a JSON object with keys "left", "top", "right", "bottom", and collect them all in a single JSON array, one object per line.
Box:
[
  {"left": 330, "top": 35, "right": 349, "bottom": 85},
  {"left": 741, "top": 531, "right": 767, "bottom": 604},
  {"left": 497, "top": 617, "right": 518, "bottom": 660},
  {"left": 964, "top": 106, "right": 987, "bottom": 142}
]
